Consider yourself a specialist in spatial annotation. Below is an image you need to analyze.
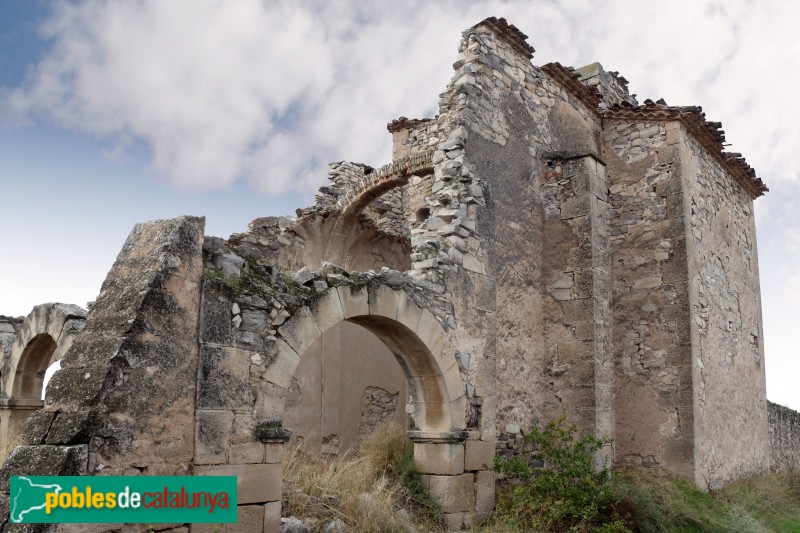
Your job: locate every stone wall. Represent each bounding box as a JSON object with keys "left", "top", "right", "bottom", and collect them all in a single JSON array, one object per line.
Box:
[
  {"left": 323, "top": 161, "right": 409, "bottom": 239},
  {"left": 769, "top": 401, "right": 800, "bottom": 472},
  {"left": 0, "top": 303, "right": 88, "bottom": 463},
  {"left": 604, "top": 119, "right": 696, "bottom": 477},
  {"left": 680, "top": 122, "right": 769, "bottom": 487},
  {"left": 0, "top": 318, "right": 22, "bottom": 366},
  {"left": 418, "top": 17, "right": 610, "bottom": 440},
  {"left": 0, "top": 18, "right": 783, "bottom": 532},
  {"left": 576, "top": 62, "right": 638, "bottom": 107},
  {"left": 223, "top": 159, "right": 416, "bottom": 275},
  {"left": 198, "top": 232, "right": 483, "bottom": 530},
  {"left": 389, "top": 118, "right": 436, "bottom": 160}
]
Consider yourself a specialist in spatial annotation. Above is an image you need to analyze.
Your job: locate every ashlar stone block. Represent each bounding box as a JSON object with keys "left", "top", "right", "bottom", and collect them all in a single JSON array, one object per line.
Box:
[
  {"left": 277, "top": 306, "right": 321, "bottom": 356},
  {"left": 465, "top": 439, "right": 495, "bottom": 471},
  {"left": 195, "top": 463, "right": 281, "bottom": 504},
  {"left": 474, "top": 470, "right": 496, "bottom": 513},
  {"left": 367, "top": 283, "right": 401, "bottom": 319},
  {"left": 195, "top": 409, "right": 234, "bottom": 465},
  {"left": 262, "top": 339, "right": 300, "bottom": 391},
  {"left": 396, "top": 289, "right": 424, "bottom": 332},
  {"left": 421, "top": 473, "right": 475, "bottom": 513},
  {"left": 308, "top": 289, "right": 344, "bottom": 335},
  {"left": 414, "top": 442, "right": 465, "bottom": 475},
  {"left": 264, "top": 501, "right": 282, "bottom": 533},
  {"left": 337, "top": 284, "right": 369, "bottom": 319},
  {"left": 235, "top": 504, "right": 265, "bottom": 533}
]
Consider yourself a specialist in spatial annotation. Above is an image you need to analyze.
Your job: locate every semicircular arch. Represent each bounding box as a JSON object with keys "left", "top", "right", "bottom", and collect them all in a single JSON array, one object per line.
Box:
[
  {"left": 263, "top": 283, "right": 465, "bottom": 433},
  {"left": 0, "top": 303, "right": 87, "bottom": 400}
]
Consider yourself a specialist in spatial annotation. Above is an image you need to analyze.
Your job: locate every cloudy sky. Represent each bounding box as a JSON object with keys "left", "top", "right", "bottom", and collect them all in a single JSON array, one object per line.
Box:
[{"left": 1, "top": 0, "right": 799, "bottom": 409}]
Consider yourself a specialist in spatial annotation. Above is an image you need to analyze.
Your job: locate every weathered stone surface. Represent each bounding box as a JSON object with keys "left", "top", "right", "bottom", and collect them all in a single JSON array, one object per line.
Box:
[
  {"left": 420, "top": 473, "right": 474, "bottom": 513},
  {"left": 229, "top": 442, "right": 264, "bottom": 464},
  {"left": 465, "top": 439, "right": 495, "bottom": 471},
  {"left": 323, "top": 519, "right": 347, "bottom": 533},
  {"left": 44, "top": 411, "right": 96, "bottom": 445},
  {"left": 264, "top": 501, "right": 282, "bottom": 533},
  {"left": 198, "top": 346, "right": 254, "bottom": 410},
  {"left": 24, "top": 216, "right": 204, "bottom": 475},
  {"left": 235, "top": 504, "right": 265, "bottom": 533},
  {"left": 414, "top": 442, "right": 464, "bottom": 475},
  {"left": 20, "top": 410, "right": 56, "bottom": 445},
  {"left": 0, "top": 445, "right": 87, "bottom": 491},
  {"left": 292, "top": 267, "right": 316, "bottom": 286},
  {"left": 195, "top": 409, "right": 233, "bottom": 465},
  {"left": 281, "top": 516, "right": 310, "bottom": 533},
  {"left": 474, "top": 470, "right": 496, "bottom": 514},
  {"left": 196, "top": 463, "right": 282, "bottom": 504},
  {"left": 769, "top": 401, "right": 800, "bottom": 472},
  {"left": 214, "top": 253, "right": 245, "bottom": 278}
]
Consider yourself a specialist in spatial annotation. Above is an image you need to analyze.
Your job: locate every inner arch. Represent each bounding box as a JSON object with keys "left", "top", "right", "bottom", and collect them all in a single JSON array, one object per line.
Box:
[{"left": 12, "top": 333, "right": 57, "bottom": 400}]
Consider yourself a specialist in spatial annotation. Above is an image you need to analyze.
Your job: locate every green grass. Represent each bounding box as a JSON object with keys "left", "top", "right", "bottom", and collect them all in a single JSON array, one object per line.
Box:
[{"left": 613, "top": 469, "right": 800, "bottom": 533}]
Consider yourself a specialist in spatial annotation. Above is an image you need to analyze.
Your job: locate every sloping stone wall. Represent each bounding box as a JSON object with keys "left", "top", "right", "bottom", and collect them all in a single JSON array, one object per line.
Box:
[
  {"left": 0, "top": 216, "right": 205, "bottom": 532},
  {"left": 18, "top": 216, "right": 204, "bottom": 476}
]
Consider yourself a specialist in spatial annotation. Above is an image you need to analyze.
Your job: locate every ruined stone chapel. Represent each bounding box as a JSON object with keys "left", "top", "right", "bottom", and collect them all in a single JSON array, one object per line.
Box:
[{"left": 1, "top": 16, "right": 798, "bottom": 532}]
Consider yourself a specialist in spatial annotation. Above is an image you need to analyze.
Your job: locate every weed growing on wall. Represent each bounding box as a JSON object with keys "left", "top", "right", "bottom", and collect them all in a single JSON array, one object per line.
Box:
[{"left": 492, "top": 415, "right": 628, "bottom": 532}]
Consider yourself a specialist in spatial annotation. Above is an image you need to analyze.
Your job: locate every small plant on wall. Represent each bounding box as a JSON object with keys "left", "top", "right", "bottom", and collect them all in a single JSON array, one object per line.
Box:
[{"left": 492, "top": 414, "right": 629, "bottom": 532}]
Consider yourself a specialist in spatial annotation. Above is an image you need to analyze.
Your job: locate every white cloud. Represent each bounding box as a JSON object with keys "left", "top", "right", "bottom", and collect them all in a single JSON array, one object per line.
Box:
[{"left": 5, "top": 0, "right": 799, "bottom": 196}]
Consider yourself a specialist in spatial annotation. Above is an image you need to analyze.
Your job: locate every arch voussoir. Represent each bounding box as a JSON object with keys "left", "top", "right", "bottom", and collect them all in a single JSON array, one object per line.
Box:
[
  {"left": 336, "top": 284, "right": 369, "bottom": 319},
  {"left": 396, "top": 289, "right": 424, "bottom": 333},
  {"left": 1, "top": 303, "right": 87, "bottom": 400},
  {"left": 262, "top": 339, "right": 301, "bottom": 392},
  {"left": 271, "top": 280, "right": 461, "bottom": 434},
  {"left": 307, "top": 289, "right": 345, "bottom": 335},
  {"left": 276, "top": 306, "right": 322, "bottom": 356},
  {"left": 442, "top": 360, "right": 465, "bottom": 404},
  {"left": 367, "top": 282, "right": 402, "bottom": 319}
]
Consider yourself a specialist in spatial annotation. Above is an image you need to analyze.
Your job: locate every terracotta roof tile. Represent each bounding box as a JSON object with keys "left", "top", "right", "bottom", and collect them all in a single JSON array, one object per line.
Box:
[
  {"left": 387, "top": 116, "right": 433, "bottom": 133},
  {"left": 605, "top": 102, "right": 767, "bottom": 198},
  {"left": 541, "top": 62, "right": 603, "bottom": 111},
  {"left": 472, "top": 17, "right": 535, "bottom": 60}
]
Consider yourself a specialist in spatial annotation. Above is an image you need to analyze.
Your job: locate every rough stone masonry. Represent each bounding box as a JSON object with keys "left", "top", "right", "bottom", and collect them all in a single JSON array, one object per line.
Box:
[{"left": 0, "top": 15, "right": 794, "bottom": 532}]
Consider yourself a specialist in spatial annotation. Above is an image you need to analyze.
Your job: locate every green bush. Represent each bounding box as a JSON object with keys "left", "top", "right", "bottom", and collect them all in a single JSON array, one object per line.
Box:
[{"left": 492, "top": 414, "right": 629, "bottom": 532}]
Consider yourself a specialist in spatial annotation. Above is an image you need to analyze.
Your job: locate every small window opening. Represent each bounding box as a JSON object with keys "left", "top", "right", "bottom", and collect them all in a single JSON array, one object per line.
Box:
[{"left": 416, "top": 208, "right": 431, "bottom": 223}]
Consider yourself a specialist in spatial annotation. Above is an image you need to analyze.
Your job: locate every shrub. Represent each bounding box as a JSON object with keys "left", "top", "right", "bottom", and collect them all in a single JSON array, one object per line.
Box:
[{"left": 492, "top": 414, "right": 628, "bottom": 532}]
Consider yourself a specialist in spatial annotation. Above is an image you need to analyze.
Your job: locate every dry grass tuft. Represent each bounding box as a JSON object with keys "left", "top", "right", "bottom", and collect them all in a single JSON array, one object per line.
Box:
[{"left": 282, "top": 423, "right": 433, "bottom": 532}]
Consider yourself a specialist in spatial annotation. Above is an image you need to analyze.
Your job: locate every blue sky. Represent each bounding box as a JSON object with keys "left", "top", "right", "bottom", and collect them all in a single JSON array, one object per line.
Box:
[{"left": 1, "top": 0, "right": 799, "bottom": 410}]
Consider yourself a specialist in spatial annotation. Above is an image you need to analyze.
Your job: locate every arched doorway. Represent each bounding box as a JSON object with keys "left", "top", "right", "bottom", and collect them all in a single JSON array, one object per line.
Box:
[
  {"left": 0, "top": 303, "right": 86, "bottom": 461},
  {"left": 283, "top": 320, "right": 409, "bottom": 455},
  {"left": 194, "top": 281, "right": 493, "bottom": 530},
  {"left": 258, "top": 284, "right": 478, "bottom": 528}
]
